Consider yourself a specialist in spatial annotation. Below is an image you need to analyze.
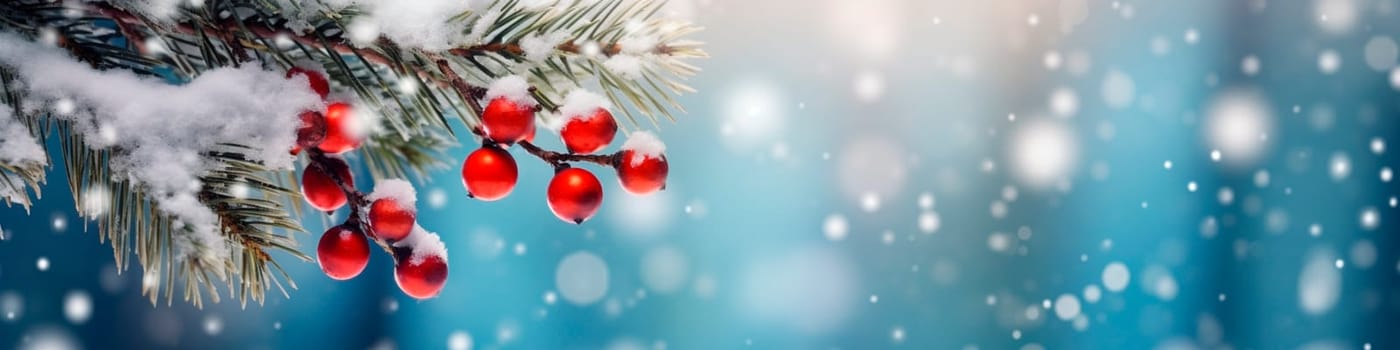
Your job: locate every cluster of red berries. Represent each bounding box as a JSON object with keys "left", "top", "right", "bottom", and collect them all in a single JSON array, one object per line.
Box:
[
  {"left": 462, "top": 94, "right": 671, "bottom": 224},
  {"left": 286, "top": 67, "right": 448, "bottom": 299}
]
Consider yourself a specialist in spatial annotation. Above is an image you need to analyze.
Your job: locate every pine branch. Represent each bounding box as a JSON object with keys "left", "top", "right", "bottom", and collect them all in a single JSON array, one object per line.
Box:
[{"left": 0, "top": 0, "right": 703, "bottom": 307}]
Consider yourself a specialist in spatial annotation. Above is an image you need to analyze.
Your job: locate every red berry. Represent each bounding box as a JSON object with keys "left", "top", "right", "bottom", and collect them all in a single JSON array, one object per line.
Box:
[
  {"left": 286, "top": 67, "right": 330, "bottom": 99},
  {"left": 395, "top": 253, "right": 448, "bottom": 299},
  {"left": 616, "top": 150, "right": 669, "bottom": 195},
  {"left": 317, "top": 224, "right": 370, "bottom": 280},
  {"left": 292, "top": 111, "right": 327, "bottom": 154},
  {"left": 369, "top": 198, "right": 415, "bottom": 241},
  {"left": 301, "top": 157, "right": 353, "bottom": 211},
  {"left": 523, "top": 120, "right": 537, "bottom": 143},
  {"left": 547, "top": 167, "right": 604, "bottom": 224},
  {"left": 462, "top": 146, "right": 518, "bottom": 201},
  {"left": 481, "top": 97, "right": 534, "bottom": 143},
  {"left": 560, "top": 108, "right": 618, "bottom": 154},
  {"left": 318, "top": 102, "right": 362, "bottom": 154}
]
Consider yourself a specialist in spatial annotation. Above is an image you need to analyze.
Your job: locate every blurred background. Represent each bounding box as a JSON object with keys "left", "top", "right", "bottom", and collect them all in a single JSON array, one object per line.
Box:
[{"left": 4, "top": 0, "right": 1400, "bottom": 348}]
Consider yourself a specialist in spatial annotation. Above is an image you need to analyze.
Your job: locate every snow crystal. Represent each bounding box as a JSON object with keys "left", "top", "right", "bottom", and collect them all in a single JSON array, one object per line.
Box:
[
  {"left": 1049, "top": 87, "right": 1079, "bottom": 117},
  {"left": 1100, "top": 69, "right": 1135, "bottom": 110},
  {"left": 447, "top": 331, "right": 473, "bottom": 350},
  {"left": 367, "top": 179, "right": 417, "bottom": 209},
  {"left": 1082, "top": 285, "right": 1102, "bottom": 303},
  {"left": 555, "top": 251, "right": 610, "bottom": 305},
  {"left": 392, "top": 225, "right": 448, "bottom": 264},
  {"left": 1299, "top": 249, "right": 1341, "bottom": 315},
  {"left": 604, "top": 55, "right": 646, "bottom": 80},
  {"left": 1009, "top": 119, "right": 1078, "bottom": 189},
  {"left": 63, "top": 291, "right": 92, "bottom": 324},
  {"left": 484, "top": 75, "right": 536, "bottom": 106},
  {"left": 0, "top": 108, "right": 45, "bottom": 166},
  {"left": 1317, "top": 49, "right": 1342, "bottom": 74},
  {"left": 1205, "top": 89, "right": 1273, "bottom": 168},
  {"left": 521, "top": 31, "right": 572, "bottom": 62},
  {"left": 822, "top": 214, "right": 849, "bottom": 241},
  {"left": 621, "top": 131, "right": 666, "bottom": 166},
  {"left": 0, "top": 33, "right": 321, "bottom": 264},
  {"left": 1102, "top": 262, "right": 1131, "bottom": 292},
  {"left": 1315, "top": 0, "right": 1358, "bottom": 34},
  {"left": 1359, "top": 207, "right": 1380, "bottom": 230},
  {"left": 917, "top": 212, "right": 941, "bottom": 234},
  {"left": 1053, "top": 294, "right": 1081, "bottom": 320},
  {"left": 1241, "top": 55, "right": 1262, "bottom": 76},
  {"left": 1364, "top": 36, "right": 1399, "bottom": 71},
  {"left": 558, "top": 90, "right": 610, "bottom": 121},
  {"left": 1328, "top": 152, "right": 1351, "bottom": 181}
]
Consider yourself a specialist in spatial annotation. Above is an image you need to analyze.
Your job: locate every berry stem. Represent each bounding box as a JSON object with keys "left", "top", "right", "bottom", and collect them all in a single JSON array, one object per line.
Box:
[
  {"left": 305, "top": 148, "right": 400, "bottom": 259},
  {"left": 518, "top": 140, "right": 618, "bottom": 169}
]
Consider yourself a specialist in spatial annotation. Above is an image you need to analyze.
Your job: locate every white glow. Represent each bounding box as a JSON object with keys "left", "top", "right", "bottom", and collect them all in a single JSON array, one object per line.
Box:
[
  {"left": 1054, "top": 294, "right": 1081, "bottom": 320},
  {"left": 853, "top": 70, "right": 885, "bottom": 103},
  {"left": 556, "top": 251, "right": 610, "bottom": 305},
  {"left": 1101, "top": 69, "right": 1135, "bottom": 109},
  {"left": 448, "top": 331, "right": 474, "bottom": 350},
  {"left": 608, "top": 187, "right": 674, "bottom": 240},
  {"left": 1009, "top": 119, "right": 1079, "bottom": 189},
  {"left": 1049, "top": 87, "right": 1080, "bottom": 117},
  {"left": 1364, "top": 36, "right": 1399, "bottom": 71},
  {"left": 1102, "top": 262, "right": 1130, "bottom": 292},
  {"left": 1318, "top": 49, "right": 1342, "bottom": 74},
  {"left": 63, "top": 291, "right": 92, "bottom": 324},
  {"left": 1315, "top": 0, "right": 1358, "bottom": 34},
  {"left": 720, "top": 79, "right": 786, "bottom": 151},
  {"left": 823, "top": 214, "right": 849, "bottom": 241},
  {"left": 1299, "top": 249, "right": 1341, "bottom": 315},
  {"left": 1204, "top": 89, "right": 1274, "bottom": 168}
]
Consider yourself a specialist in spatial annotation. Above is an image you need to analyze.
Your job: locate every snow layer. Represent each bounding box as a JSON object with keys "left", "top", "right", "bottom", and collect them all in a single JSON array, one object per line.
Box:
[
  {"left": 604, "top": 55, "right": 646, "bottom": 80},
  {"left": 368, "top": 179, "right": 417, "bottom": 210},
  {"left": 485, "top": 75, "right": 536, "bottom": 106},
  {"left": 0, "top": 108, "right": 46, "bottom": 166},
  {"left": 0, "top": 33, "right": 321, "bottom": 263},
  {"left": 520, "top": 31, "right": 571, "bottom": 62},
  {"left": 557, "top": 90, "right": 610, "bottom": 122},
  {"left": 621, "top": 131, "right": 666, "bottom": 166},
  {"left": 393, "top": 224, "right": 449, "bottom": 265}
]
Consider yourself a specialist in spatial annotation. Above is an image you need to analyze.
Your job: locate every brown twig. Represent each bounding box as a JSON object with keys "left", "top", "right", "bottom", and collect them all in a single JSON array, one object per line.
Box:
[{"left": 518, "top": 140, "right": 618, "bottom": 169}]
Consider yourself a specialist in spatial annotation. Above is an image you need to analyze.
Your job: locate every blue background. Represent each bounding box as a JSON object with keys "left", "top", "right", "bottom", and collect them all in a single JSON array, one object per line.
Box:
[{"left": 4, "top": 0, "right": 1400, "bottom": 349}]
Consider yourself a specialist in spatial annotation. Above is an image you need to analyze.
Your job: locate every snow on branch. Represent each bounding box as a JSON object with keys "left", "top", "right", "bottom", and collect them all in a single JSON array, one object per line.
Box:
[{"left": 0, "top": 32, "right": 321, "bottom": 264}]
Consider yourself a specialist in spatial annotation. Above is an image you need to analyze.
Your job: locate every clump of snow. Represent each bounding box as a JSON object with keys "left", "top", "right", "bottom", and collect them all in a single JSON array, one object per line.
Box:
[
  {"left": 618, "top": 34, "right": 659, "bottom": 54},
  {"left": 484, "top": 75, "right": 536, "bottom": 106},
  {"left": 106, "top": 0, "right": 186, "bottom": 23},
  {"left": 520, "top": 31, "right": 571, "bottom": 62},
  {"left": 393, "top": 224, "right": 448, "bottom": 264},
  {"left": 368, "top": 179, "right": 418, "bottom": 210},
  {"left": 348, "top": 0, "right": 473, "bottom": 50},
  {"left": 0, "top": 108, "right": 46, "bottom": 166},
  {"left": 621, "top": 131, "right": 666, "bottom": 166},
  {"left": 0, "top": 33, "right": 321, "bottom": 263},
  {"left": 604, "top": 55, "right": 647, "bottom": 80},
  {"left": 557, "top": 90, "right": 610, "bottom": 121}
]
